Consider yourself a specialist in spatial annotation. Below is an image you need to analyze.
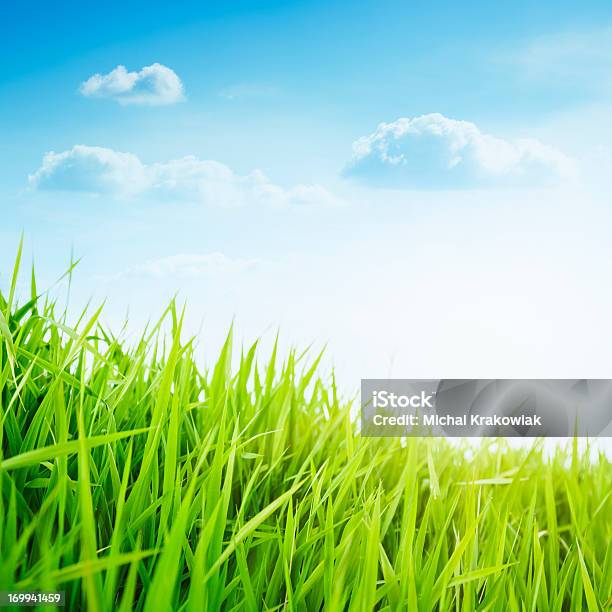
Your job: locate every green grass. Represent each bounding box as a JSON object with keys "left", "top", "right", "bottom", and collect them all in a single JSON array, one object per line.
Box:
[{"left": 0, "top": 243, "right": 611, "bottom": 611}]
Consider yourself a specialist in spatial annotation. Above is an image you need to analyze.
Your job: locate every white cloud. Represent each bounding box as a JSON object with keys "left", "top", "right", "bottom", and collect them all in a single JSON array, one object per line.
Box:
[
  {"left": 29, "top": 146, "right": 149, "bottom": 196},
  {"left": 345, "top": 113, "right": 577, "bottom": 188},
  {"left": 115, "top": 253, "right": 259, "bottom": 280},
  {"left": 79, "top": 63, "right": 185, "bottom": 106},
  {"left": 29, "top": 145, "right": 339, "bottom": 207}
]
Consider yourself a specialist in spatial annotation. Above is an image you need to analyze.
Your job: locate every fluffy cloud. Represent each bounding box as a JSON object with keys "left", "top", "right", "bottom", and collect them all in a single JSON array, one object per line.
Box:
[
  {"left": 79, "top": 63, "right": 185, "bottom": 106},
  {"left": 345, "top": 113, "right": 576, "bottom": 188},
  {"left": 29, "top": 146, "right": 149, "bottom": 195},
  {"left": 29, "top": 145, "right": 339, "bottom": 207}
]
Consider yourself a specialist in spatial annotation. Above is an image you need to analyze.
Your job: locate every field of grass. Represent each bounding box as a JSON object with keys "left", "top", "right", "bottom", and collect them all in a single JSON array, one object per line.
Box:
[{"left": 0, "top": 243, "right": 611, "bottom": 611}]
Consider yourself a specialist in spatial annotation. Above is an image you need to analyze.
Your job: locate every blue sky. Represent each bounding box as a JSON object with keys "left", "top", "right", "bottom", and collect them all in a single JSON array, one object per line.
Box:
[{"left": 2, "top": 1, "right": 612, "bottom": 386}]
